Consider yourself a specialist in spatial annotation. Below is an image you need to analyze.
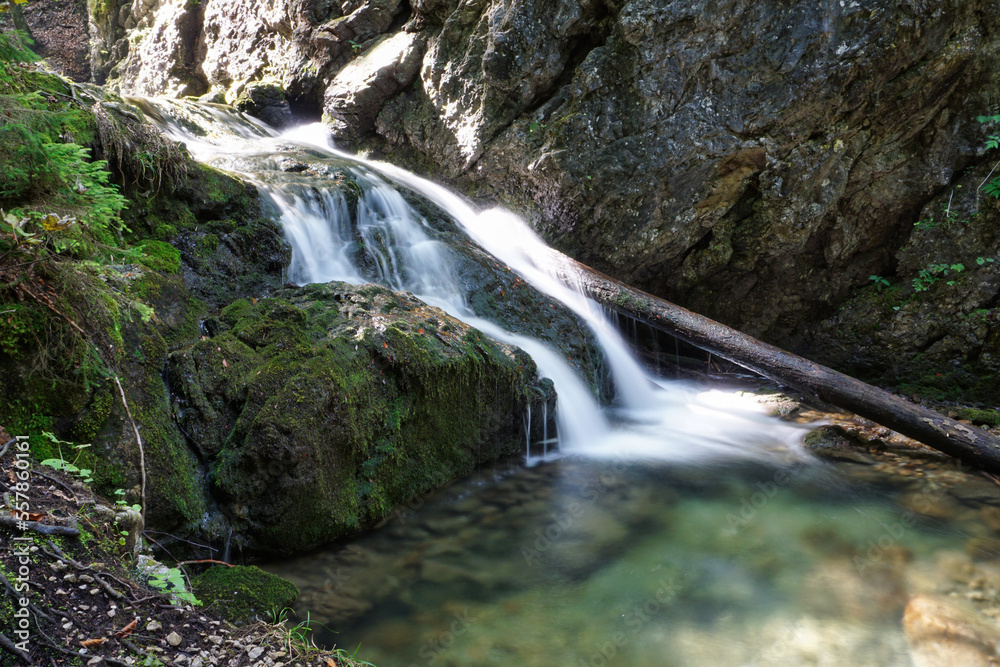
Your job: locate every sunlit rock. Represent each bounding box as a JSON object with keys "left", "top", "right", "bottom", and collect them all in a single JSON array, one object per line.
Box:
[{"left": 903, "top": 594, "right": 1000, "bottom": 667}]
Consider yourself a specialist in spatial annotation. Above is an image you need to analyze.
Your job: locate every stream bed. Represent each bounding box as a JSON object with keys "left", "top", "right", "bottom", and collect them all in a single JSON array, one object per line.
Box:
[{"left": 266, "top": 416, "right": 1000, "bottom": 667}]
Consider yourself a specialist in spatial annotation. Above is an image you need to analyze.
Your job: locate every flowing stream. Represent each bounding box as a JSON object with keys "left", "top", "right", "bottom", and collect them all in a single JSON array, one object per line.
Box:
[{"left": 136, "top": 99, "right": 1000, "bottom": 666}]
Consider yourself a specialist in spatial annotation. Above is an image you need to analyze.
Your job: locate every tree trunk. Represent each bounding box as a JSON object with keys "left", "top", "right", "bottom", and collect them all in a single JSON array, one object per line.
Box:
[{"left": 552, "top": 255, "right": 1000, "bottom": 472}]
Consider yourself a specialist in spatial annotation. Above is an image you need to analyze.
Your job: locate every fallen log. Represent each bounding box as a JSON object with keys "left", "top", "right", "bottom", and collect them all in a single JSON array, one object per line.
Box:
[{"left": 552, "top": 254, "right": 1000, "bottom": 473}]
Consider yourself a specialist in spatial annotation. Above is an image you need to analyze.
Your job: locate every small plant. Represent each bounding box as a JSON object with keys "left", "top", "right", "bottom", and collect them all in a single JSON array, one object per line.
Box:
[
  {"left": 113, "top": 488, "right": 141, "bottom": 512},
  {"left": 977, "top": 256, "right": 996, "bottom": 266},
  {"left": 912, "top": 263, "right": 965, "bottom": 292},
  {"left": 39, "top": 431, "right": 93, "bottom": 484},
  {"left": 869, "top": 275, "right": 890, "bottom": 291},
  {"left": 348, "top": 40, "right": 362, "bottom": 53},
  {"left": 148, "top": 566, "right": 201, "bottom": 605},
  {"left": 977, "top": 114, "right": 1000, "bottom": 199}
]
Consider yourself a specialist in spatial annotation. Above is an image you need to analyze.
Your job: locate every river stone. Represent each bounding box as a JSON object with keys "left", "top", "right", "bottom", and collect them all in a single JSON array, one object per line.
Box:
[
  {"left": 903, "top": 594, "right": 1000, "bottom": 667},
  {"left": 168, "top": 281, "right": 551, "bottom": 556}
]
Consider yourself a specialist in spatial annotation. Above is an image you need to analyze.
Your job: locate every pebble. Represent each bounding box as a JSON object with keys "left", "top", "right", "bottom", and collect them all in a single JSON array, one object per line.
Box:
[
  {"left": 166, "top": 631, "right": 183, "bottom": 647},
  {"left": 146, "top": 620, "right": 162, "bottom": 631},
  {"left": 64, "top": 573, "right": 78, "bottom": 583},
  {"left": 248, "top": 646, "right": 264, "bottom": 661}
]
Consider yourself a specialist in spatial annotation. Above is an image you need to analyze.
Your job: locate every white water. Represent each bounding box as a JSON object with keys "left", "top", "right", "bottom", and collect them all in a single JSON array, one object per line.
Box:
[{"left": 138, "top": 99, "right": 811, "bottom": 463}]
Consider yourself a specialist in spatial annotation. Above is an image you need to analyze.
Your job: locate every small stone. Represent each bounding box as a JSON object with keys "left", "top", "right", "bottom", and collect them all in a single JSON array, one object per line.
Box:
[
  {"left": 247, "top": 646, "right": 264, "bottom": 661},
  {"left": 146, "top": 620, "right": 162, "bottom": 632},
  {"left": 166, "top": 631, "right": 183, "bottom": 647},
  {"left": 268, "top": 652, "right": 286, "bottom": 659},
  {"left": 79, "top": 574, "right": 95, "bottom": 583},
  {"left": 89, "top": 588, "right": 100, "bottom": 595},
  {"left": 208, "top": 635, "right": 223, "bottom": 645},
  {"left": 78, "top": 605, "right": 90, "bottom": 611},
  {"left": 87, "top": 657, "right": 103, "bottom": 666},
  {"left": 55, "top": 588, "right": 68, "bottom": 595},
  {"left": 63, "top": 573, "right": 78, "bottom": 583},
  {"left": 62, "top": 621, "right": 73, "bottom": 630},
  {"left": 107, "top": 609, "right": 116, "bottom": 618},
  {"left": 190, "top": 658, "right": 203, "bottom": 667}
]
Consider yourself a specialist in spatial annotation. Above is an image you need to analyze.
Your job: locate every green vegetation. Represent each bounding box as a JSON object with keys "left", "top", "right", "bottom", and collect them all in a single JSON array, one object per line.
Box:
[
  {"left": 868, "top": 275, "right": 889, "bottom": 291},
  {"left": 912, "top": 262, "right": 965, "bottom": 292},
  {"left": 977, "top": 114, "right": 1000, "bottom": 198},
  {"left": 191, "top": 565, "right": 297, "bottom": 623}
]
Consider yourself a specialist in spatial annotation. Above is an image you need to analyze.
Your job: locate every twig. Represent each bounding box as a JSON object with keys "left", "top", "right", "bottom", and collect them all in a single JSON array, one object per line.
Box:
[
  {"left": 0, "top": 570, "right": 53, "bottom": 623},
  {"left": 0, "top": 438, "right": 15, "bottom": 460},
  {"left": 0, "top": 632, "right": 30, "bottom": 663},
  {"left": 143, "top": 530, "right": 217, "bottom": 553},
  {"left": 44, "top": 541, "right": 126, "bottom": 601},
  {"left": 122, "top": 639, "right": 156, "bottom": 663},
  {"left": 142, "top": 533, "right": 196, "bottom": 598},
  {"left": 30, "top": 468, "right": 80, "bottom": 503},
  {"left": 111, "top": 375, "right": 146, "bottom": 525},
  {"left": 0, "top": 513, "right": 80, "bottom": 536},
  {"left": 36, "top": 631, "right": 133, "bottom": 667},
  {"left": 177, "top": 559, "right": 233, "bottom": 567}
]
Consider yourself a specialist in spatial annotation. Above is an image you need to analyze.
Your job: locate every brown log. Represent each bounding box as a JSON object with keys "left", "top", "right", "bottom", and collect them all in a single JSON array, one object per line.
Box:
[{"left": 552, "top": 254, "right": 1000, "bottom": 472}]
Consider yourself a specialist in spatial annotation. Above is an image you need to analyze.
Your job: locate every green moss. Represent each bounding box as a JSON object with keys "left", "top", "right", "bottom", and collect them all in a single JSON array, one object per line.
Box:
[
  {"left": 186, "top": 283, "right": 544, "bottom": 555},
  {"left": 191, "top": 565, "right": 298, "bottom": 624},
  {"left": 194, "top": 233, "right": 220, "bottom": 257},
  {"left": 954, "top": 408, "right": 1000, "bottom": 427},
  {"left": 136, "top": 240, "right": 181, "bottom": 273}
]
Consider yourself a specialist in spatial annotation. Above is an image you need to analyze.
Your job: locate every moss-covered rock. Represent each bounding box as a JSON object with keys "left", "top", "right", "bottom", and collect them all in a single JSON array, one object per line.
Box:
[
  {"left": 169, "top": 282, "right": 552, "bottom": 556},
  {"left": 191, "top": 565, "right": 298, "bottom": 624}
]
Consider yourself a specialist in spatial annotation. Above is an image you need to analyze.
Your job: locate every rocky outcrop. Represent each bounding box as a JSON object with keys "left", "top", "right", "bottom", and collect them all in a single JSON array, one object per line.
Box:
[
  {"left": 805, "top": 174, "right": 1000, "bottom": 403},
  {"left": 168, "top": 282, "right": 551, "bottom": 555},
  {"left": 92, "top": 0, "right": 1000, "bottom": 391}
]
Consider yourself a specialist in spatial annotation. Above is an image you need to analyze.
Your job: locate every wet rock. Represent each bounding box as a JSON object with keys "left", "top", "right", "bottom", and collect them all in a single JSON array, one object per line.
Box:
[
  {"left": 903, "top": 594, "right": 1000, "bottom": 667},
  {"left": 234, "top": 81, "right": 293, "bottom": 128},
  {"left": 169, "top": 282, "right": 551, "bottom": 556},
  {"left": 799, "top": 560, "right": 908, "bottom": 622}
]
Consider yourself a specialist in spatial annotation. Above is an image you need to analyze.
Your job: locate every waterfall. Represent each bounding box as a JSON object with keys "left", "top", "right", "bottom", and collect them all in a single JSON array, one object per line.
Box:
[{"left": 136, "top": 98, "right": 809, "bottom": 463}]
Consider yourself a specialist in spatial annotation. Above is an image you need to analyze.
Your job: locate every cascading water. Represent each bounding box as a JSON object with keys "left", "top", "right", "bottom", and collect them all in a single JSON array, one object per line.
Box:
[
  {"left": 134, "top": 97, "right": 809, "bottom": 463},
  {"left": 133, "top": 99, "right": 995, "bottom": 667}
]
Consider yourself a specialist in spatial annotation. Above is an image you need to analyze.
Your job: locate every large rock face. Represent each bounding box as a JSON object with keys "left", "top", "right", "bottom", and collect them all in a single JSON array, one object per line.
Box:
[{"left": 97, "top": 0, "right": 1000, "bottom": 388}]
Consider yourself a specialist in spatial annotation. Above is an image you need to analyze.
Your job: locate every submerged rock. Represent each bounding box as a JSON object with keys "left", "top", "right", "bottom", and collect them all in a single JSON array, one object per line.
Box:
[
  {"left": 169, "top": 281, "right": 551, "bottom": 555},
  {"left": 903, "top": 594, "right": 1000, "bottom": 667}
]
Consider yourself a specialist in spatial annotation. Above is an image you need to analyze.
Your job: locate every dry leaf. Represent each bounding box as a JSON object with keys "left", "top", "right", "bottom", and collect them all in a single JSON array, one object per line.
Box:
[
  {"left": 80, "top": 638, "right": 107, "bottom": 648},
  {"left": 114, "top": 618, "right": 138, "bottom": 639}
]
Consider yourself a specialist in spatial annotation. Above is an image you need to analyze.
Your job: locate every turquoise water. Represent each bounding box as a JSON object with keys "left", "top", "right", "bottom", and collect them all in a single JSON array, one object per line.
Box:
[{"left": 266, "top": 449, "right": 994, "bottom": 666}]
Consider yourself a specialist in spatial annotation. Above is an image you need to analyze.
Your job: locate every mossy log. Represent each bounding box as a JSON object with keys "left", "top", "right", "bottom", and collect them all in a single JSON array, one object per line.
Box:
[{"left": 553, "top": 255, "right": 1000, "bottom": 473}]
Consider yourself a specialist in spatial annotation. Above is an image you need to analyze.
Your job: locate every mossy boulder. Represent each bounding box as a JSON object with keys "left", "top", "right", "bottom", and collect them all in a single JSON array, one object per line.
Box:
[
  {"left": 191, "top": 565, "right": 298, "bottom": 624},
  {"left": 169, "top": 282, "right": 551, "bottom": 556}
]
